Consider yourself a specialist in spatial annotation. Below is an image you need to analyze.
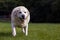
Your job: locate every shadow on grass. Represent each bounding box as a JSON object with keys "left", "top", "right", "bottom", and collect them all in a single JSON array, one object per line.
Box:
[
  {"left": 0, "top": 32, "right": 12, "bottom": 37},
  {"left": 0, "top": 32, "right": 25, "bottom": 37}
]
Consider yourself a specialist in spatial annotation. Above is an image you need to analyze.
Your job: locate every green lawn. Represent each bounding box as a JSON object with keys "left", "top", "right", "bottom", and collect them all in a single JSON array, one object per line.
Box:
[{"left": 0, "top": 22, "right": 60, "bottom": 40}]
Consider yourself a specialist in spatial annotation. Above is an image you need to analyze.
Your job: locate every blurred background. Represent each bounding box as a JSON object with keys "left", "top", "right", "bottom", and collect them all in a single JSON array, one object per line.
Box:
[{"left": 0, "top": 0, "right": 60, "bottom": 23}]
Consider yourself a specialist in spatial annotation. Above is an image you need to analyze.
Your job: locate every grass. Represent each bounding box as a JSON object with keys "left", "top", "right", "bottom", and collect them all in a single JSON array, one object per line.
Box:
[{"left": 0, "top": 22, "right": 60, "bottom": 40}]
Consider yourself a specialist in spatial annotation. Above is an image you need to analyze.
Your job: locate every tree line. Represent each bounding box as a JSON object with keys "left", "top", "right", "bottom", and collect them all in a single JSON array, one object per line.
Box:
[{"left": 0, "top": 0, "right": 60, "bottom": 23}]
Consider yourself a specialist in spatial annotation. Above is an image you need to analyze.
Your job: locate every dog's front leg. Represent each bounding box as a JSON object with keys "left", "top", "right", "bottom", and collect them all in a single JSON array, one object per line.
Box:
[
  {"left": 25, "top": 24, "right": 28, "bottom": 36},
  {"left": 11, "top": 22, "right": 16, "bottom": 36}
]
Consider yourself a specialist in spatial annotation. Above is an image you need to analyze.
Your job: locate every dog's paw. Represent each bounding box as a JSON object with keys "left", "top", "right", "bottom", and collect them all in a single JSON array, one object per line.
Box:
[
  {"left": 12, "top": 32, "right": 16, "bottom": 37},
  {"left": 23, "top": 30, "right": 25, "bottom": 33}
]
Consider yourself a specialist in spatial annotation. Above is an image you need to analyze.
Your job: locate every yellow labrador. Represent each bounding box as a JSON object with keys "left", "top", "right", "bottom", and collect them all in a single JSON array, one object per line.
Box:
[{"left": 11, "top": 6, "right": 30, "bottom": 36}]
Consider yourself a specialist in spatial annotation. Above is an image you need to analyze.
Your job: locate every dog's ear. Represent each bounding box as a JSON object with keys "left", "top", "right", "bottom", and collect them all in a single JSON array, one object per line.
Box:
[
  {"left": 27, "top": 9, "right": 30, "bottom": 15},
  {"left": 12, "top": 10, "right": 19, "bottom": 16},
  {"left": 15, "top": 10, "right": 19, "bottom": 16}
]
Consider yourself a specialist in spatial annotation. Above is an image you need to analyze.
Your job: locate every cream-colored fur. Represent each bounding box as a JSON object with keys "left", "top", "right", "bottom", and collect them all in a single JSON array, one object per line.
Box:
[{"left": 11, "top": 6, "right": 30, "bottom": 36}]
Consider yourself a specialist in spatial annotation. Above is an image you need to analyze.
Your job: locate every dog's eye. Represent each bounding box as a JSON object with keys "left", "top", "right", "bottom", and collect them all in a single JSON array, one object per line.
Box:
[
  {"left": 19, "top": 12, "right": 22, "bottom": 14},
  {"left": 24, "top": 12, "right": 26, "bottom": 13}
]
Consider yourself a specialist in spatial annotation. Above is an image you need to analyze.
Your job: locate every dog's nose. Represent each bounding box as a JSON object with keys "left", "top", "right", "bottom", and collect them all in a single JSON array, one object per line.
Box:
[{"left": 22, "top": 15, "right": 25, "bottom": 19}]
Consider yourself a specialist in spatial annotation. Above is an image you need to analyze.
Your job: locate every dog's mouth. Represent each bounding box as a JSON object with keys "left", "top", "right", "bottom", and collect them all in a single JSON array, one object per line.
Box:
[{"left": 19, "top": 17, "right": 25, "bottom": 21}]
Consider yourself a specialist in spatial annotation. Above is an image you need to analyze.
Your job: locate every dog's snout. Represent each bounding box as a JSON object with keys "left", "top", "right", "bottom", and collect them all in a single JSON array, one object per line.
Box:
[{"left": 22, "top": 15, "right": 25, "bottom": 19}]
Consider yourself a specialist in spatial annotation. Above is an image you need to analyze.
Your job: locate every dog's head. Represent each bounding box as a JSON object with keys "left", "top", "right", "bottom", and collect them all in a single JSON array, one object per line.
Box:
[{"left": 15, "top": 6, "right": 29, "bottom": 20}]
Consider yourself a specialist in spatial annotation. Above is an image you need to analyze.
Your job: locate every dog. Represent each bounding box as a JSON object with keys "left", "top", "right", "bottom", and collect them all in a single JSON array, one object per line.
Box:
[{"left": 11, "top": 6, "right": 30, "bottom": 36}]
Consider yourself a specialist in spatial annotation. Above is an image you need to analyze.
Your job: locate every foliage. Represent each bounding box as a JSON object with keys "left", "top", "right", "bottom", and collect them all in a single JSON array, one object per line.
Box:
[{"left": 0, "top": 0, "right": 60, "bottom": 22}]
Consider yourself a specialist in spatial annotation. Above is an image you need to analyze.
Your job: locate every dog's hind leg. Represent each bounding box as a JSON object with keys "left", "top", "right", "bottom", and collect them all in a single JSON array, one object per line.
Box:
[
  {"left": 23, "top": 24, "right": 28, "bottom": 36},
  {"left": 22, "top": 27, "right": 25, "bottom": 33}
]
